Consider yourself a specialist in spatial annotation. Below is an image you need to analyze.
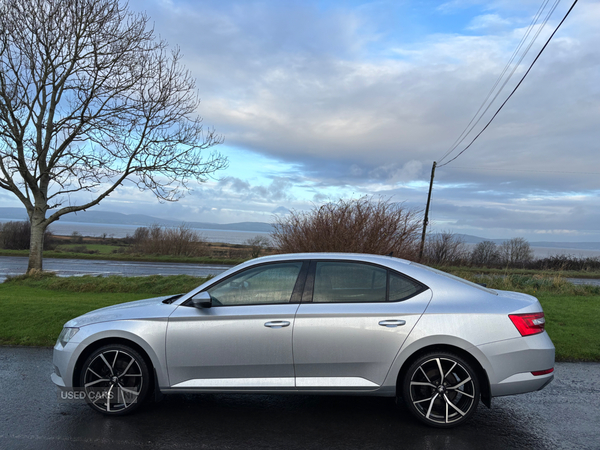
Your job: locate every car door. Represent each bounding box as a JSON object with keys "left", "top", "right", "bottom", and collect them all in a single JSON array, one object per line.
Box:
[
  {"left": 293, "top": 260, "right": 432, "bottom": 389},
  {"left": 166, "top": 261, "right": 307, "bottom": 389}
]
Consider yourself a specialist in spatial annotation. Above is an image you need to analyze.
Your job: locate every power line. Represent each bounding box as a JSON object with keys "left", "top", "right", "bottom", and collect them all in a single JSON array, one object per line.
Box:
[
  {"left": 418, "top": 0, "right": 579, "bottom": 259},
  {"left": 439, "top": 0, "right": 557, "bottom": 164},
  {"left": 438, "top": 0, "right": 578, "bottom": 168}
]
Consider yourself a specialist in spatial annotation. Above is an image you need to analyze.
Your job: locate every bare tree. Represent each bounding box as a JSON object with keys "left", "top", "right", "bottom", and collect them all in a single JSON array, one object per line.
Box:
[
  {"left": 0, "top": 0, "right": 227, "bottom": 272},
  {"left": 244, "top": 236, "right": 271, "bottom": 258},
  {"left": 499, "top": 237, "right": 534, "bottom": 266},
  {"left": 471, "top": 240, "right": 501, "bottom": 266},
  {"left": 424, "top": 232, "right": 468, "bottom": 266},
  {"left": 271, "top": 197, "right": 422, "bottom": 259}
]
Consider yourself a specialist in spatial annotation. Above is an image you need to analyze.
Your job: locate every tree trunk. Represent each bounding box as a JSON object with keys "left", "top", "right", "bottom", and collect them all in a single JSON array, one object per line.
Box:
[{"left": 27, "top": 211, "right": 47, "bottom": 273}]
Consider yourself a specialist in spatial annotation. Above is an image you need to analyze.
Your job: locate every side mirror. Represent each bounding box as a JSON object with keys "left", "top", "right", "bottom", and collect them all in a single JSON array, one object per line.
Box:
[{"left": 192, "top": 291, "right": 212, "bottom": 308}]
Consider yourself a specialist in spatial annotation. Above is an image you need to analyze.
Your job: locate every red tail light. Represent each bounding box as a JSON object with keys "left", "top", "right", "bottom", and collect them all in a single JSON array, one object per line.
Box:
[
  {"left": 531, "top": 368, "right": 554, "bottom": 376},
  {"left": 509, "top": 312, "right": 546, "bottom": 336}
]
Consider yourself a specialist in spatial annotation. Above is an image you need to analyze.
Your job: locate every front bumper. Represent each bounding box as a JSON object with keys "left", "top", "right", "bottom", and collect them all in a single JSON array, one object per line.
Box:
[{"left": 51, "top": 340, "right": 80, "bottom": 389}]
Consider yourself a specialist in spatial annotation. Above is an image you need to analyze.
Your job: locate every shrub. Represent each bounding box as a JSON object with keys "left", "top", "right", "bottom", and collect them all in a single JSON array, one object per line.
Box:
[
  {"left": 271, "top": 197, "right": 421, "bottom": 259},
  {"left": 244, "top": 236, "right": 271, "bottom": 258},
  {"left": 0, "top": 221, "right": 54, "bottom": 250},
  {"left": 128, "top": 224, "right": 207, "bottom": 257},
  {"left": 70, "top": 231, "right": 84, "bottom": 244},
  {"left": 64, "top": 245, "right": 98, "bottom": 254}
]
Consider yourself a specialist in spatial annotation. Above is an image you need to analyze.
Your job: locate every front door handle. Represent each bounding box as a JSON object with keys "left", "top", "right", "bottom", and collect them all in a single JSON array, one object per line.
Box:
[
  {"left": 379, "top": 319, "right": 406, "bottom": 328},
  {"left": 264, "top": 321, "right": 291, "bottom": 328}
]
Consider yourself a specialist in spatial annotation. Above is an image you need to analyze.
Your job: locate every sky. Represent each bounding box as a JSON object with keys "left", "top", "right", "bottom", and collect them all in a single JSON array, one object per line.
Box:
[{"left": 3, "top": 0, "right": 599, "bottom": 242}]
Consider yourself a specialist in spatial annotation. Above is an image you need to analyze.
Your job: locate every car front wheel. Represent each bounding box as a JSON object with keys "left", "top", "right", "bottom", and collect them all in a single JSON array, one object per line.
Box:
[
  {"left": 402, "top": 352, "right": 480, "bottom": 427},
  {"left": 80, "top": 344, "right": 150, "bottom": 415}
]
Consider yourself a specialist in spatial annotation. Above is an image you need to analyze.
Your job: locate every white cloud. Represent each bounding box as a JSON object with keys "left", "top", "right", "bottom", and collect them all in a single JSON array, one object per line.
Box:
[
  {"left": 467, "top": 14, "right": 513, "bottom": 32},
  {"left": 76, "top": 0, "right": 600, "bottom": 241}
]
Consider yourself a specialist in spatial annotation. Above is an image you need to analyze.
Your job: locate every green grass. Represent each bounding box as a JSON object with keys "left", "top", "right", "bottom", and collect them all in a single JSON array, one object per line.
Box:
[
  {"left": 452, "top": 271, "right": 600, "bottom": 296},
  {"left": 539, "top": 293, "right": 600, "bottom": 361},
  {"left": 0, "top": 273, "right": 599, "bottom": 361},
  {"left": 54, "top": 243, "right": 123, "bottom": 254},
  {"left": 0, "top": 285, "right": 145, "bottom": 346},
  {"left": 5, "top": 272, "right": 209, "bottom": 293},
  {"left": 438, "top": 264, "right": 600, "bottom": 280},
  {"left": 0, "top": 274, "right": 210, "bottom": 347}
]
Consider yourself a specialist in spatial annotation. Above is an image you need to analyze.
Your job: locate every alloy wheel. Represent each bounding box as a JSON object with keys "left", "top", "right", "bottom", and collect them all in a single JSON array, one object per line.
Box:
[
  {"left": 80, "top": 345, "right": 149, "bottom": 415},
  {"left": 403, "top": 353, "right": 479, "bottom": 427}
]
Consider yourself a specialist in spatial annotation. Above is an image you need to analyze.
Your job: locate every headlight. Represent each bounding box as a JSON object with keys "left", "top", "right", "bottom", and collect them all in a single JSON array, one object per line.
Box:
[{"left": 57, "top": 327, "right": 79, "bottom": 347}]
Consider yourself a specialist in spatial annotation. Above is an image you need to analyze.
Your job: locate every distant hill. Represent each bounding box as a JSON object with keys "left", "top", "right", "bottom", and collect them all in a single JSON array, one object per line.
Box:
[
  {"left": 2, "top": 207, "right": 600, "bottom": 250},
  {"left": 0, "top": 207, "right": 273, "bottom": 233}
]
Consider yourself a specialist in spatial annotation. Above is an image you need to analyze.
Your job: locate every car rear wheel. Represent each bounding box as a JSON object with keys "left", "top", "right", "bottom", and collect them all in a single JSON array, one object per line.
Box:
[
  {"left": 80, "top": 344, "right": 150, "bottom": 415},
  {"left": 402, "top": 352, "right": 480, "bottom": 428}
]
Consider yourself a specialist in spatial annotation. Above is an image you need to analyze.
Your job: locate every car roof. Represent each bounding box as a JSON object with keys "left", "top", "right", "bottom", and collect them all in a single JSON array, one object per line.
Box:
[{"left": 248, "top": 252, "right": 412, "bottom": 265}]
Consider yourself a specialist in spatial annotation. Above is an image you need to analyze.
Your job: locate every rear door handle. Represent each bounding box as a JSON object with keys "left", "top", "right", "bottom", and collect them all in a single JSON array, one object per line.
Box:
[
  {"left": 264, "top": 321, "right": 291, "bottom": 328},
  {"left": 378, "top": 320, "right": 406, "bottom": 328}
]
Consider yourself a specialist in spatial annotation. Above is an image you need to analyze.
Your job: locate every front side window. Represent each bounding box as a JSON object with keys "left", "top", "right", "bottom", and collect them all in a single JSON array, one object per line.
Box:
[
  {"left": 207, "top": 262, "right": 303, "bottom": 306},
  {"left": 313, "top": 262, "right": 387, "bottom": 303}
]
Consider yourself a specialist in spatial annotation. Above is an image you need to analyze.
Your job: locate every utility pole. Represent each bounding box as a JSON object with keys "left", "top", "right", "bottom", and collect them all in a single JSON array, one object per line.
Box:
[{"left": 419, "top": 161, "right": 436, "bottom": 262}]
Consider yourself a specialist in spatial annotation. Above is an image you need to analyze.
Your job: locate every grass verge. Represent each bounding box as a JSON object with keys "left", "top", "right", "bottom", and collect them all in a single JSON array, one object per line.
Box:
[
  {"left": 0, "top": 274, "right": 209, "bottom": 347},
  {"left": 0, "top": 273, "right": 598, "bottom": 361},
  {"left": 438, "top": 265, "right": 600, "bottom": 280},
  {"left": 539, "top": 293, "right": 600, "bottom": 361}
]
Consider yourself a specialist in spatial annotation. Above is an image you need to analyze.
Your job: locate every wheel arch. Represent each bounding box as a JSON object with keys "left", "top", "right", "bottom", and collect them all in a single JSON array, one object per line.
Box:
[
  {"left": 72, "top": 337, "right": 156, "bottom": 389},
  {"left": 393, "top": 342, "right": 492, "bottom": 408}
]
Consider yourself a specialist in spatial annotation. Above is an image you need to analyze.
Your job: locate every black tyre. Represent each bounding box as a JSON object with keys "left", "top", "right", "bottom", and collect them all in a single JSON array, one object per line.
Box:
[
  {"left": 402, "top": 352, "right": 480, "bottom": 427},
  {"left": 79, "top": 344, "right": 150, "bottom": 415}
]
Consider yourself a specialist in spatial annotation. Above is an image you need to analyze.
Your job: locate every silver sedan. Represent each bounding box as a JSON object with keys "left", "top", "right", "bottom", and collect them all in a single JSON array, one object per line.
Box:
[{"left": 51, "top": 253, "right": 555, "bottom": 427}]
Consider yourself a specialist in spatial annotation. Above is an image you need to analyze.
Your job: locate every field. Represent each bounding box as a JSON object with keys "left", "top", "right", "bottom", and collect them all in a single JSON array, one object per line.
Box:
[{"left": 0, "top": 234, "right": 273, "bottom": 265}]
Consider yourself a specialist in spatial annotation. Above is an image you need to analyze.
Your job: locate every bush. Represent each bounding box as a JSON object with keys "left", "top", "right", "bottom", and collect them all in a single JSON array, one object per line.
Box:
[
  {"left": 128, "top": 224, "right": 207, "bottom": 257},
  {"left": 271, "top": 197, "right": 421, "bottom": 259},
  {"left": 63, "top": 245, "right": 98, "bottom": 254},
  {"left": 531, "top": 254, "right": 600, "bottom": 271},
  {"left": 424, "top": 232, "right": 468, "bottom": 266},
  {"left": 244, "top": 236, "right": 271, "bottom": 258},
  {"left": 0, "top": 221, "right": 54, "bottom": 250},
  {"left": 70, "top": 231, "right": 84, "bottom": 244}
]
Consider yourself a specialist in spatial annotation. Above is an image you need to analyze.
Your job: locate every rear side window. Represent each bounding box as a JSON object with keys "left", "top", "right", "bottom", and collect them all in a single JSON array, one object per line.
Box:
[
  {"left": 310, "top": 261, "right": 426, "bottom": 303},
  {"left": 389, "top": 273, "right": 423, "bottom": 302},
  {"left": 313, "top": 262, "right": 387, "bottom": 303}
]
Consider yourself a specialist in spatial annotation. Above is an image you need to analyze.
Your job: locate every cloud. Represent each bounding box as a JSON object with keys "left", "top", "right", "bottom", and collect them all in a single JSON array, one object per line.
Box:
[
  {"left": 218, "top": 176, "right": 294, "bottom": 202},
  {"left": 112, "top": 0, "right": 600, "bottom": 241},
  {"left": 272, "top": 206, "right": 290, "bottom": 215},
  {"left": 467, "top": 14, "right": 513, "bottom": 32}
]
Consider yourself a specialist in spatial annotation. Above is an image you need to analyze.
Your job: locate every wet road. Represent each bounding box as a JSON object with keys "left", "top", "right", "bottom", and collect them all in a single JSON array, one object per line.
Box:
[
  {"left": 0, "top": 347, "right": 597, "bottom": 450},
  {"left": 0, "top": 256, "right": 231, "bottom": 282}
]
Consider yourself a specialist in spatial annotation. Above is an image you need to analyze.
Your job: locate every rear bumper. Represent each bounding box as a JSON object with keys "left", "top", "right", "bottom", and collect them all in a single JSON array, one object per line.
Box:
[{"left": 478, "top": 331, "right": 555, "bottom": 397}]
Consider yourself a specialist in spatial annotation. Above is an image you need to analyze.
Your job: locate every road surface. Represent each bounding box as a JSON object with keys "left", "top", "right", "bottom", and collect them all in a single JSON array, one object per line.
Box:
[{"left": 0, "top": 347, "right": 597, "bottom": 450}]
